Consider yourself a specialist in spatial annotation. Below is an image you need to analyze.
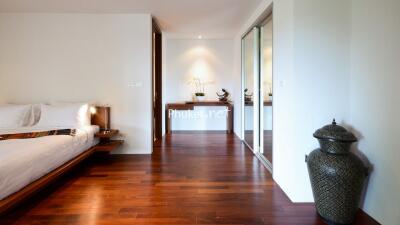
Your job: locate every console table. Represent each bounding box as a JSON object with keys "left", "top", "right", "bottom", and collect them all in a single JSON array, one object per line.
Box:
[{"left": 166, "top": 101, "right": 234, "bottom": 134}]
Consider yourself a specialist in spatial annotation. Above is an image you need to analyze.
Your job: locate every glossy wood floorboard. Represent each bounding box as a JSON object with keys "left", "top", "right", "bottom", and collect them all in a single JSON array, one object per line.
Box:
[{"left": 0, "top": 133, "right": 379, "bottom": 225}]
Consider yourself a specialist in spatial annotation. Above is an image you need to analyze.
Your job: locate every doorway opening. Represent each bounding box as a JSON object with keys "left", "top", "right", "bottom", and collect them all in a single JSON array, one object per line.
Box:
[{"left": 152, "top": 18, "right": 162, "bottom": 143}]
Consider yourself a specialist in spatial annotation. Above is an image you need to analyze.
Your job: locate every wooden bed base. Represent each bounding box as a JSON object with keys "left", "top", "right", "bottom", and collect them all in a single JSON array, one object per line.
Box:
[
  {"left": 0, "top": 106, "right": 113, "bottom": 215},
  {"left": 0, "top": 146, "right": 96, "bottom": 214}
]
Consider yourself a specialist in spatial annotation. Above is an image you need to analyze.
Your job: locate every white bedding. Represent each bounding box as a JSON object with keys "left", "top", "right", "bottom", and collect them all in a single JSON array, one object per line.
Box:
[{"left": 0, "top": 125, "right": 99, "bottom": 200}]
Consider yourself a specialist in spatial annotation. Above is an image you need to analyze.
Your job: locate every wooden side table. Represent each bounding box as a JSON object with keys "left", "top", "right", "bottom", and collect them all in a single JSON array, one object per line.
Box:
[{"left": 94, "top": 129, "right": 124, "bottom": 152}]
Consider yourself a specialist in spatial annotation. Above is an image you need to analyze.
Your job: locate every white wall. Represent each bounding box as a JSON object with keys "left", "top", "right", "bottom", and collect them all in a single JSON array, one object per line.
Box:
[
  {"left": 350, "top": 1, "right": 400, "bottom": 224},
  {"left": 0, "top": 13, "right": 153, "bottom": 154},
  {"left": 165, "top": 38, "right": 234, "bottom": 131},
  {"left": 232, "top": 34, "right": 243, "bottom": 137},
  {"left": 234, "top": 0, "right": 352, "bottom": 202},
  {"left": 0, "top": 72, "right": 5, "bottom": 104},
  {"left": 236, "top": 1, "right": 398, "bottom": 223},
  {"left": 288, "top": 0, "right": 351, "bottom": 201}
]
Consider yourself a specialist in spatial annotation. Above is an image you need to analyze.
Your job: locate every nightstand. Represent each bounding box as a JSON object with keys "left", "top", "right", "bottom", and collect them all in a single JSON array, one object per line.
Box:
[{"left": 94, "top": 129, "right": 124, "bottom": 152}]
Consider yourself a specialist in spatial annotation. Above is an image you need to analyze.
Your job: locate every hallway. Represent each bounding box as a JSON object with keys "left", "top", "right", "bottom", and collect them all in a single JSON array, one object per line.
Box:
[{"left": 0, "top": 133, "right": 378, "bottom": 225}]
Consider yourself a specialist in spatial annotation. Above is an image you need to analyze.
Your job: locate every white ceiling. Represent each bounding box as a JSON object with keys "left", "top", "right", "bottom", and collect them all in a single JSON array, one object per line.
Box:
[{"left": 0, "top": 0, "right": 262, "bottom": 39}]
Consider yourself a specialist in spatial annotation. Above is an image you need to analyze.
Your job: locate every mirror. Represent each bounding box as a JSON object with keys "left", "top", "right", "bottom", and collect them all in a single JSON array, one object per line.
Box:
[
  {"left": 243, "top": 29, "right": 258, "bottom": 150},
  {"left": 241, "top": 15, "right": 273, "bottom": 170},
  {"left": 260, "top": 16, "right": 273, "bottom": 164}
]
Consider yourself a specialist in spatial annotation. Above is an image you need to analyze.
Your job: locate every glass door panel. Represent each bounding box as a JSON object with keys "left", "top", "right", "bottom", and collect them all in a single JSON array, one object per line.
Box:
[
  {"left": 241, "top": 15, "right": 273, "bottom": 171},
  {"left": 242, "top": 28, "right": 259, "bottom": 150},
  {"left": 260, "top": 16, "right": 273, "bottom": 165}
]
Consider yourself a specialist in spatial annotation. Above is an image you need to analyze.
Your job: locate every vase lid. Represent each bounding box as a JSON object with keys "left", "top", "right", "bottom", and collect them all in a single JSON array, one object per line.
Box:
[{"left": 313, "top": 119, "right": 357, "bottom": 142}]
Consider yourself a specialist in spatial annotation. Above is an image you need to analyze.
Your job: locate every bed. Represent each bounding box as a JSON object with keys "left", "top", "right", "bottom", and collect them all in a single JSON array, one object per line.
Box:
[
  {"left": 0, "top": 103, "right": 104, "bottom": 214},
  {"left": 0, "top": 125, "right": 99, "bottom": 201}
]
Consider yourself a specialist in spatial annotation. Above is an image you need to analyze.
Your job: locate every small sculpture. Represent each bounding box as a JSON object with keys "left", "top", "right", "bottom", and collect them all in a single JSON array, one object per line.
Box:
[
  {"left": 216, "top": 89, "right": 230, "bottom": 102},
  {"left": 244, "top": 88, "right": 253, "bottom": 102}
]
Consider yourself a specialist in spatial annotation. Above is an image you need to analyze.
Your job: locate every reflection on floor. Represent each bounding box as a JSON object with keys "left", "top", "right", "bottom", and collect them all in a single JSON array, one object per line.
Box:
[
  {"left": 244, "top": 130, "right": 254, "bottom": 149},
  {"left": 244, "top": 130, "right": 272, "bottom": 164},
  {"left": 0, "top": 133, "right": 379, "bottom": 225},
  {"left": 263, "top": 130, "right": 272, "bottom": 163}
]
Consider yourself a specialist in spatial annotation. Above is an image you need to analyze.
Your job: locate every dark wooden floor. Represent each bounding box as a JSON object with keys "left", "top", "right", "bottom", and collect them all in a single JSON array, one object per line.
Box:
[
  {"left": 244, "top": 131, "right": 273, "bottom": 164},
  {"left": 263, "top": 131, "right": 272, "bottom": 163},
  {"left": 0, "top": 133, "right": 379, "bottom": 225}
]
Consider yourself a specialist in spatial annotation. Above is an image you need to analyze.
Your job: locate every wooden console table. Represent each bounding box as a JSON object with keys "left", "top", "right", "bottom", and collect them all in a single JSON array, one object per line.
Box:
[{"left": 166, "top": 101, "right": 234, "bottom": 134}]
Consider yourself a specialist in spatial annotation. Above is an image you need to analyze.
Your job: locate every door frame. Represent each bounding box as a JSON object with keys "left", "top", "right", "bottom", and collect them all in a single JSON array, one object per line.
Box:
[
  {"left": 152, "top": 18, "right": 162, "bottom": 142},
  {"left": 258, "top": 14, "right": 273, "bottom": 171},
  {"left": 241, "top": 27, "right": 260, "bottom": 153},
  {"left": 241, "top": 9, "right": 273, "bottom": 173}
]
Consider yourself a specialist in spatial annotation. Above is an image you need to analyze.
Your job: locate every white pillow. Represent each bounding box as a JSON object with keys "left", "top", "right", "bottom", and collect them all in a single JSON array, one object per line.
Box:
[
  {"left": 0, "top": 104, "right": 33, "bottom": 128},
  {"left": 30, "top": 104, "right": 42, "bottom": 126},
  {"left": 35, "top": 103, "right": 90, "bottom": 128},
  {"left": 51, "top": 102, "right": 92, "bottom": 126}
]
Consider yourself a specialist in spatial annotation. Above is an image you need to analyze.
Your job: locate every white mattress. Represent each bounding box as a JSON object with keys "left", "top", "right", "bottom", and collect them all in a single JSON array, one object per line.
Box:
[{"left": 0, "top": 125, "right": 99, "bottom": 200}]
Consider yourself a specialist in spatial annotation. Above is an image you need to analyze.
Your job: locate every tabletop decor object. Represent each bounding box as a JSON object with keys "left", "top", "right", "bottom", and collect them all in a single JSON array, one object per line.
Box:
[
  {"left": 306, "top": 119, "right": 369, "bottom": 225},
  {"left": 194, "top": 92, "right": 205, "bottom": 101},
  {"left": 188, "top": 78, "right": 207, "bottom": 102},
  {"left": 244, "top": 89, "right": 253, "bottom": 103},
  {"left": 216, "top": 89, "right": 230, "bottom": 102}
]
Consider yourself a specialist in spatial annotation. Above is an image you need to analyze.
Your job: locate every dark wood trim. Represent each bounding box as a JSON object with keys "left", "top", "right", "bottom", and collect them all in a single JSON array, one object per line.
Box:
[
  {"left": 165, "top": 101, "right": 234, "bottom": 134},
  {"left": 94, "top": 140, "right": 124, "bottom": 152},
  {"left": 0, "top": 146, "right": 95, "bottom": 214},
  {"left": 93, "top": 129, "right": 124, "bottom": 152},
  {"left": 228, "top": 104, "right": 234, "bottom": 133},
  {"left": 91, "top": 106, "right": 111, "bottom": 130},
  {"left": 152, "top": 17, "right": 162, "bottom": 34},
  {"left": 94, "top": 129, "right": 119, "bottom": 139},
  {"left": 185, "top": 101, "right": 233, "bottom": 106},
  {"left": 152, "top": 18, "right": 163, "bottom": 142}
]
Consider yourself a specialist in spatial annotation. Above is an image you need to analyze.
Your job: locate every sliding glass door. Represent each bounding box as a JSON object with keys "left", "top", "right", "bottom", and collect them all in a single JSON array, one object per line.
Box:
[
  {"left": 260, "top": 16, "right": 273, "bottom": 165},
  {"left": 242, "top": 28, "right": 259, "bottom": 151},
  {"left": 242, "top": 15, "right": 273, "bottom": 170}
]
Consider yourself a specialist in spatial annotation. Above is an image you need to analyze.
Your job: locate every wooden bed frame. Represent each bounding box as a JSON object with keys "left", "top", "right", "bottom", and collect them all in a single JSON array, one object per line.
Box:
[{"left": 0, "top": 106, "right": 108, "bottom": 214}]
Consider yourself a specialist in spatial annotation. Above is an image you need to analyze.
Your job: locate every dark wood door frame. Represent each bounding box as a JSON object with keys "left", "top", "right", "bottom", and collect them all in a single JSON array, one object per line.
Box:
[{"left": 152, "top": 18, "right": 162, "bottom": 142}]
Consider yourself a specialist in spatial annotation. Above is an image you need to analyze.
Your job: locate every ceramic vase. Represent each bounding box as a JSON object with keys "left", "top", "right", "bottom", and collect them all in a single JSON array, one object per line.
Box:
[
  {"left": 195, "top": 95, "right": 205, "bottom": 102},
  {"left": 306, "top": 120, "right": 369, "bottom": 225}
]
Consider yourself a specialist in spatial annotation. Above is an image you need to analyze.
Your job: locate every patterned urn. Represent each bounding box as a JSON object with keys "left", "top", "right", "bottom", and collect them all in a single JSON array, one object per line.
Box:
[{"left": 306, "top": 119, "right": 368, "bottom": 225}]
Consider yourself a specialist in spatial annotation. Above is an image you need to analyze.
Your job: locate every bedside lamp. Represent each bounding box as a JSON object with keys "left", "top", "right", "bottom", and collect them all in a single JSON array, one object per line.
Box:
[{"left": 91, "top": 106, "right": 111, "bottom": 132}]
